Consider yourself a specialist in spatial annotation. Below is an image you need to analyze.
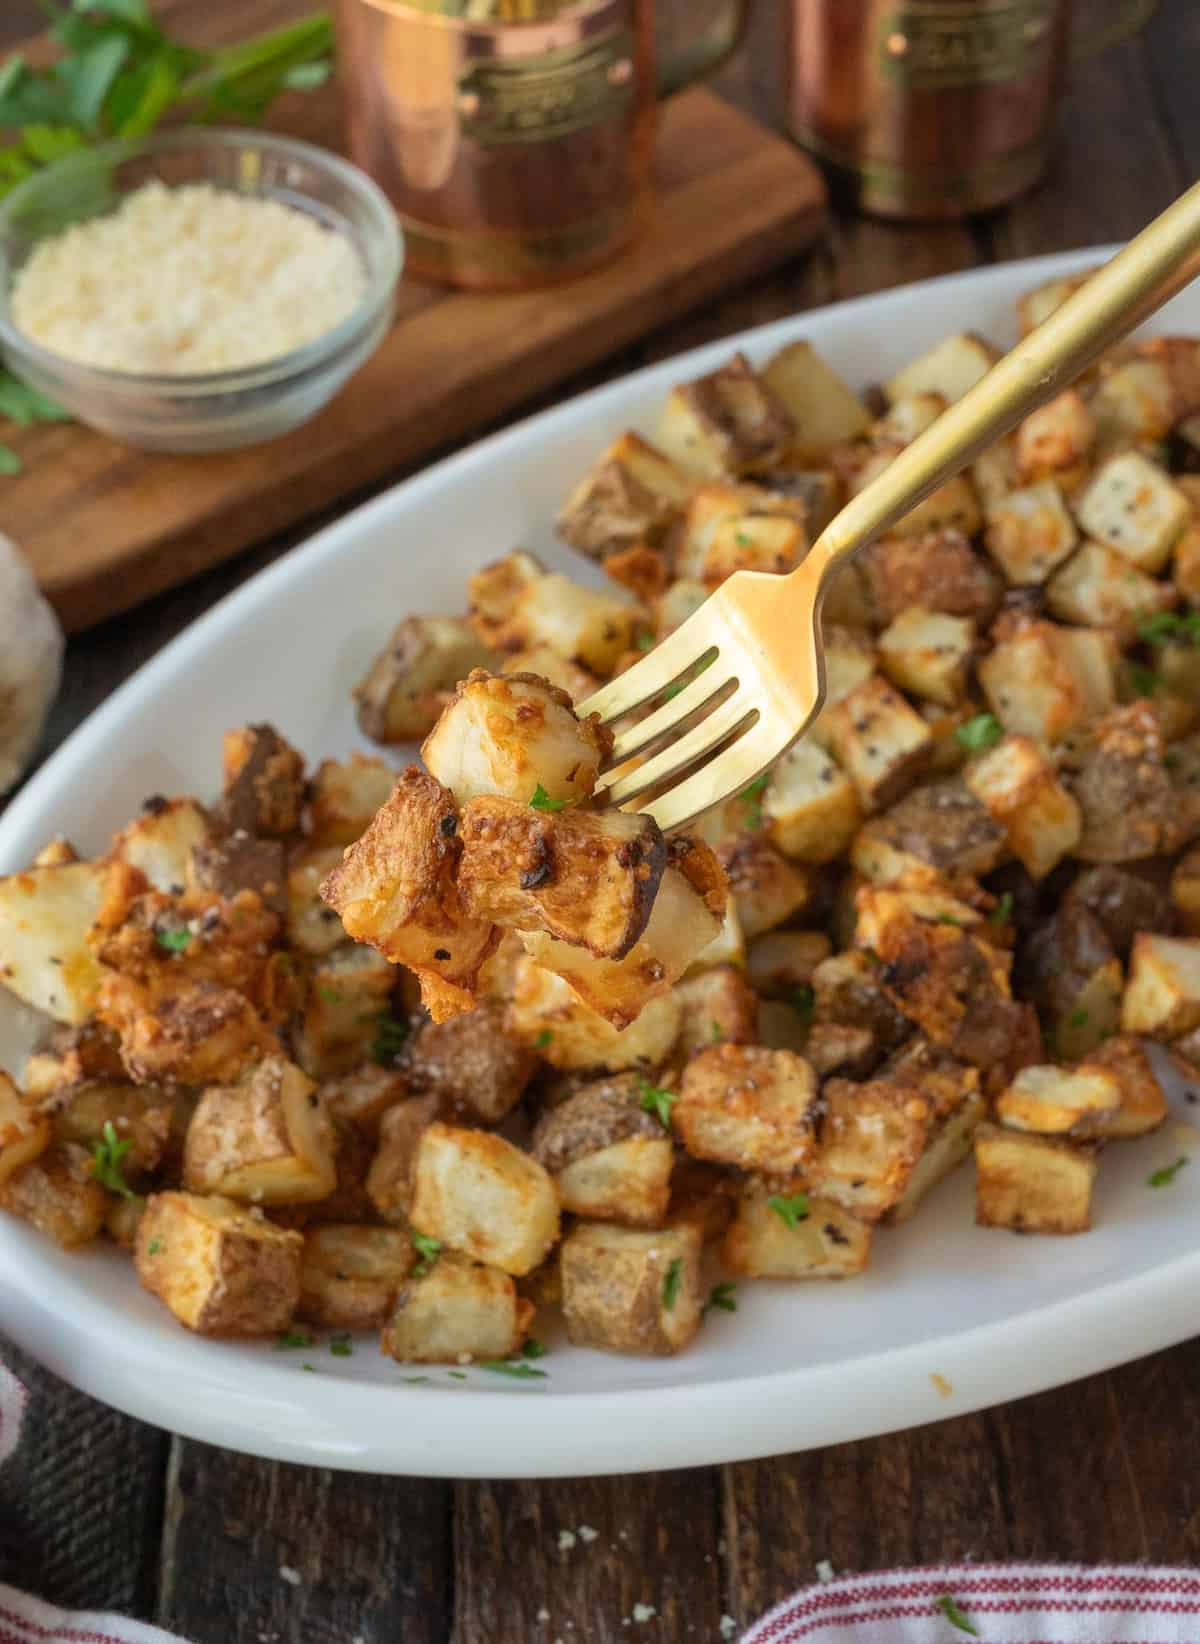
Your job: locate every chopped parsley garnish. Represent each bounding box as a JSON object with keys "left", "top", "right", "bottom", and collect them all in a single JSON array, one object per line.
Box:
[
  {"left": 530, "top": 783, "right": 569, "bottom": 812},
  {"left": 1128, "top": 663, "right": 1162, "bottom": 697},
  {"left": 637, "top": 1078, "right": 677, "bottom": 1129},
  {"left": 90, "top": 1121, "right": 136, "bottom": 1199},
  {"left": 317, "top": 985, "right": 345, "bottom": 1005},
  {"left": 402, "top": 1375, "right": 431, "bottom": 1385},
  {"left": 275, "top": 1329, "right": 313, "bottom": 1351},
  {"left": 411, "top": 1231, "right": 442, "bottom": 1277},
  {"left": 522, "top": 1338, "right": 547, "bottom": 1360},
  {"left": 1148, "top": 1155, "right": 1188, "bottom": 1188},
  {"left": 155, "top": 926, "right": 192, "bottom": 953},
  {"left": 1137, "top": 609, "right": 1200, "bottom": 647},
  {"left": 636, "top": 630, "right": 655, "bottom": 652},
  {"left": 478, "top": 1359, "right": 548, "bottom": 1379},
  {"left": 1166, "top": 751, "right": 1182, "bottom": 770},
  {"left": 534, "top": 1029, "right": 554, "bottom": 1049},
  {"left": 711, "top": 1019, "right": 723, "bottom": 1041},
  {"left": 703, "top": 1282, "right": 737, "bottom": 1317},
  {"left": 146, "top": 1237, "right": 164, "bottom": 1256},
  {"left": 661, "top": 1258, "right": 683, "bottom": 1312},
  {"left": 791, "top": 983, "right": 815, "bottom": 1025},
  {"left": 448, "top": 1370, "right": 468, "bottom": 1380},
  {"left": 740, "top": 773, "right": 769, "bottom": 830},
  {"left": 370, "top": 1011, "right": 409, "bottom": 1065},
  {"left": 954, "top": 713, "right": 1002, "bottom": 752},
  {"left": 990, "top": 891, "right": 1014, "bottom": 925},
  {"left": 302, "top": 1363, "right": 317, "bottom": 1373},
  {"left": 935, "top": 1595, "right": 978, "bottom": 1636},
  {"left": 329, "top": 1337, "right": 353, "bottom": 1358},
  {"left": 735, "top": 530, "right": 752, "bottom": 546},
  {"left": 1066, "top": 1008, "right": 1089, "bottom": 1029},
  {"left": 766, "top": 1191, "right": 810, "bottom": 1231},
  {"left": 935, "top": 913, "right": 962, "bottom": 928}
]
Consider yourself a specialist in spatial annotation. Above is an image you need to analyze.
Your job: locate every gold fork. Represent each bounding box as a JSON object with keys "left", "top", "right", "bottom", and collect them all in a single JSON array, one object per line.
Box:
[{"left": 579, "top": 180, "right": 1200, "bottom": 834}]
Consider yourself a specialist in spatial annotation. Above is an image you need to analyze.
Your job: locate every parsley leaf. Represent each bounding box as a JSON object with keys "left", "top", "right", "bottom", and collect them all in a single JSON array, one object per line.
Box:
[
  {"left": 317, "top": 985, "right": 344, "bottom": 1005},
  {"left": 401, "top": 1375, "right": 431, "bottom": 1385},
  {"left": 636, "top": 630, "right": 655, "bottom": 652},
  {"left": 477, "top": 1360, "right": 548, "bottom": 1379},
  {"left": 155, "top": 926, "right": 192, "bottom": 952},
  {"left": 1138, "top": 609, "right": 1200, "bottom": 648},
  {"left": 740, "top": 773, "right": 769, "bottom": 830},
  {"left": 275, "top": 1329, "right": 313, "bottom": 1351},
  {"left": 146, "top": 1236, "right": 163, "bottom": 1256},
  {"left": 411, "top": 1231, "right": 442, "bottom": 1277},
  {"left": 529, "top": 783, "right": 569, "bottom": 812},
  {"left": 329, "top": 1338, "right": 353, "bottom": 1358},
  {"left": 711, "top": 1019, "right": 723, "bottom": 1041},
  {"left": 1128, "top": 663, "right": 1162, "bottom": 697},
  {"left": 1148, "top": 1156, "right": 1188, "bottom": 1188},
  {"left": 990, "top": 891, "right": 1014, "bottom": 925},
  {"left": 767, "top": 1191, "right": 809, "bottom": 1231},
  {"left": 0, "top": 445, "right": 20, "bottom": 476},
  {"left": 637, "top": 1077, "right": 677, "bottom": 1130},
  {"left": 791, "top": 983, "right": 815, "bottom": 1025},
  {"left": 1066, "top": 1007, "right": 1089, "bottom": 1029},
  {"left": 90, "top": 1119, "right": 136, "bottom": 1198},
  {"left": 703, "top": 1281, "right": 737, "bottom": 1317},
  {"left": 661, "top": 1257, "right": 683, "bottom": 1312},
  {"left": 521, "top": 1338, "right": 547, "bottom": 1360},
  {"left": 534, "top": 1029, "right": 553, "bottom": 1049},
  {"left": 370, "top": 1011, "right": 409, "bottom": 1066},
  {"left": 954, "top": 713, "right": 1002, "bottom": 753},
  {"left": 935, "top": 1596, "right": 979, "bottom": 1636}
]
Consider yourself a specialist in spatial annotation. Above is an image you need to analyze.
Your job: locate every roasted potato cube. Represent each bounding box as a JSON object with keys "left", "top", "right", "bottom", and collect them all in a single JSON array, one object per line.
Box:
[
  {"left": 656, "top": 352, "right": 795, "bottom": 478},
  {"left": 184, "top": 1056, "right": 337, "bottom": 1205},
  {"left": 716, "top": 834, "right": 812, "bottom": 940},
  {"left": 457, "top": 797, "right": 665, "bottom": 960},
  {"left": 764, "top": 738, "right": 862, "bottom": 863},
  {"left": 1122, "top": 932, "right": 1200, "bottom": 1038},
  {"left": 964, "top": 734, "right": 1081, "bottom": 878},
  {"left": 136, "top": 1191, "right": 303, "bottom": 1334},
  {"left": 355, "top": 617, "right": 496, "bottom": 745},
  {"left": 307, "top": 756, "right": 397, "bottom": 847},
  {"left": 722, "top": 1189, "right": 870, "bottom": 1279},
  {"left": 0, "top": 1142, "right": 108, "bottom": 1248},
  {"left": 655, "top": 577, "right": 708, "bottom": 637},
  {"left": 409, "top": 1121, "right": 559, "bottom": 1276},
  {"left": 852, "top": 446, "right": 981, "bottom": 541},
  {"left": 405, "top": 997, "right": 535, "bottom": 1125},
  {"left": 886, "top": 331, "right": 998, "bottom": 405},
  {"left": 33, "top": 837, "right": 79, "bottom": 868},
  {"left": 673, "top": 964, "right": 759, "bottom": 1055},
  {"left": 877, "top": 608, "right": 973, "bottom": 706},
  {"left": 685, "top": 892, "right": 745, "bottom": 972},
  {"left": 298, "top": 1224, "right": 415, "bottom": 1330},
  {"left": 561, "top": 1220, "right": 703, "bottom": 1355},
  {"left": 557, "top": 432, "right": 692, "bottom": 560},
  {"left": 1046, "top": 540, "right": 1172, "bottom": 633},
  {"left": 1076, "top": 1036, "right": 1167, "bottom": 1138},
  {"left": 105, "top": 1193, "right": 146, "bottom": 1249},
  {"left": 1075, "top": 451, "right": 1192, "bottom": 573},
  {"left": 322, "top": 1062, "right": 411, "bottom": 1137},
  {"left": 218, "top": 723, "right": 305, "bottom": 837},
  {"left": 808, "top": 627, "right": 878, "bottom": 747},
  {"left": 979, "top": 618, "right": 1114, "bottom": 745},
  {"left": 858, "top": 529, "right": 1000, "bottom": 627},
  {"left": 52, "top": 1080, "right": 171, "bottom": 1178},
  {"left": 0, "top": 859, "right": 107, "bottom": 1024},
  {"left": 109, "top": 798, "right": 211, "bottom": 893},
  {"left": 807, "top": 950, "right": 912, "bottom": 1079},
  {"left": 507, "top": 957, "right": 681, "bottom": 1072},
  {"left": 1064, "top": 702, "right": 1188, "bottom": 863},
  {"left": 873, "top": 391, "right": 946, "bottom": 445},
  {"left": 1172, "top": 847, "right": 1200, "bottom": 936},
  {"left": 886, "top": 1048, "right": 984, "bottom": 1222},
  {"left": 762, "top": 340, "right": 871, "bottom": 450},
  {"left": 747, "top": 931, "right": 831, "bottom": 997},
  {"left": 423, "top": 670, "right": 607, "bottom": 808},
  {"left": 1018, "top": 905, "right": 1124, "bottom": 1060},
  {"left": 850, "top": 777, "right": 1007, "bottom": 883},
  {"left": 188, "top": 831, "right": 285, "bottom": 915},
  {"left": 983, "top": 481, "right": 1078, "bottom": 585},
  {"left": 382, "top": 1252, "right": 533, "bottom": 1364},
  {"left": 467, "top": 550, "right": 545, "bottom": 648},
  {"left": 995, "top": 1063, "right": 1122, "bottom": 1134},
  {"left": 810, "top": 1075, "right": 933, "bottom": 1220},
  {"left": 532, "top": 1076, "right": 673, "bottom": 1227},
  {"left": 970, "top": 435, "right": 1019, "bottom": 507},
  {"left": 287, "top": 845, "right": 348, "bottom": 956},
  {"left": 759, "top": 466, "right": 840, "bottom": 534},
  {"left": 820, "top": 675, "right": 935, "bottom": 812},
  {"left": 1090, "top": 357, "right": 1174, "bottom": 448},
  {"left": 0, "top": 1071, "right": 49, "bottom": 1186},
  {"left": 1017, "top": 271, "right": 1092, "bottom": 335},
  {"left": 974, "top": 1123, "right": 1097, "bottom": 1235},
  {"left": 365, "top": 1093, "right": 440, "bottom": 1223},
  {"left": 293, "top": 943, "right": 397, "bottom": 1079},
  {"left": 500, "top": 645, "right": 599, "bottom": 705},
  {"left": 674, "top": 1044, "right": 817, "bottom": 1174},
  {"left": 500, "top": 575, "right": 645, "bottom": 676},
  {"left": 1015, "top": 390, "right": 1095, "bottom": 488},
  {"left": 673, "top": 483, "right": 806, "bottom": 588},
  {"left": 1065, "top": 864, "right": 1173, "bottom": 957}
]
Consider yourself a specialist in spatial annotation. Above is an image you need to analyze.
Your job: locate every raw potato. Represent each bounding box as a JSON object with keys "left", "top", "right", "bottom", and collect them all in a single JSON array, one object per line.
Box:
[
  {"left": 183, "top": 1056, "right": 337, "bottom": 1205},
  {"left": 0, "top": 533, "right": 64, "bottom": 797},
  {"left": 135, "top": 1191, "right": 303, "bottom": 1334},
  {"left": 561, "top": 1220, "right": 704, "bottom": 1355},
  {"left": 722, "top": 1190, "right": 870, "bottom": 1279},
  {"left": 355, "top": 617, "right": 496, "bottom": 744},
  {"left": 974, "top": 1123, "right": 1097, "bottom": 1235},
  {"left": 673, "top": 1044, "right": 817, "bottom": 1174},
  {"left": 298, "top": 1224, "right": 416, "bottom": 1330},
  {"left": 409, "top": 1121, "right": 560, "bottom": 1276},
  {"left": 382, "top": 1251, "right": 533, "bottom": 1364}
]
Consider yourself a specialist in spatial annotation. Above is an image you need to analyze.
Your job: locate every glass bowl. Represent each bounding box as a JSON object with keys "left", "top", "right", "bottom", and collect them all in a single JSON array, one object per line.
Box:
[{"left": 0, "top": 128, "right": 403, "bottom": 454}]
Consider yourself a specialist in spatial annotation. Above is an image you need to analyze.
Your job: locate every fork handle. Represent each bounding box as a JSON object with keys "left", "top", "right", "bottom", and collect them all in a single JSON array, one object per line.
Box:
[{"left": 800, "top": 180, "right": 1200, "bottom": 588}]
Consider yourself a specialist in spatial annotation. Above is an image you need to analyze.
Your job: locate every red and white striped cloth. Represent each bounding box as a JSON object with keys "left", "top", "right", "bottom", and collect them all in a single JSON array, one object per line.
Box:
[{"left": 5, "top": 1363, "right": 1200, "bottom": 1643}]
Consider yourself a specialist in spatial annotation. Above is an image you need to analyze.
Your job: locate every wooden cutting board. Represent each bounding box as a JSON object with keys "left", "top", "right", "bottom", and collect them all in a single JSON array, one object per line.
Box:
[{"left": 2, "top": 10, "right": 826, "bottom": 633}]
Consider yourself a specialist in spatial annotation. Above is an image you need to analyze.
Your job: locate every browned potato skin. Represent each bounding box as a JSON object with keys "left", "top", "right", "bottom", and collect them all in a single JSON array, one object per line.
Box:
[
  {"left": 297, "top": 1224, "right": 415, "bottom": 1330},
  {"left": 1063, "top": 703, "right": 1199, "bottom": 863},
  {"left": 715, "top": 834, "right": 813, "bottom": 941},
  {"left": 183, "top": 1056, "right": 336, "bottom": 1206},
  {"left": 322, "top": 1063, "right": 413, "bottom": 1138},
  {"left": 136, "top": 1192, "right": 304, "bottom": 1336},
  {"left": 52, "top": 1081, "right": 172, "bottom": 1178},
  {"left": 810, "top": 1076, "right": 933, "bottom": 1220},
  {"left": 857, "top": 530, "right": 1000, "bottom": 628},
  {"left": 217, "top": 724, "right": 305, "bottom": 838},
  {"left": 747, "top": 931, "right": 832, "bottom": 997},
  {"left": 354, "top": 618, "right": 495, "bottom": 744},
  {"left": 531, "top": 1074, "right": 662, "bottom": 1174},
  {"left": 456, "top": 796, "right": 666, "bottom": 961},
  {"left": 405, "top": 999, "right": 536, "bottom": 1125},
  {"left": 366, "top": 1094, "right": 442, "bottom": 1224},
  {"left": 0, "top": 1143, "right": 108, "bottom": 1249},
  {"left": 188, "top": 832, "right": 286, "bottom": 915},
  {"left": 560, "top": 1221, "right": 703, "bottom": 1356}
]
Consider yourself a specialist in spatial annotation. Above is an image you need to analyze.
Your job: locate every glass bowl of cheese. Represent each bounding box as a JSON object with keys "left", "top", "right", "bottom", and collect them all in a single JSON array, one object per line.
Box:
[{"left": 0, "top": 128, "right": 402, "bottom": 453}]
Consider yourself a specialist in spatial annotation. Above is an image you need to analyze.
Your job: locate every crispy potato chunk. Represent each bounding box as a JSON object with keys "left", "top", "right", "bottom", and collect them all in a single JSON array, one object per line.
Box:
[
  {"left": 507, "top": 957, "right": 681, "bottom": 1072},
  {"left": 852, "top": 447, "right": 981, "bottom": 541},
  {"left": 405, "top": 999, "right": 535, "bottom": 1125},
  {"left": 561, "top": 1220, "right": 703, "bottom": 1355},
  {"left": 298, "top": 1224, "right": 415, "bottom": 1330},
  {"left": 382, "top": 1252, "right": 533, "bottom": 1364},
  {"left": 467, "top": 550, "right": 545, "bottom": 648},
  {"left": 188, "top": 831, "right": 286, "bottom": 915},
  {"left": 673, "top": 964, "right": 759, "bottom": 1055},
  {"left": 409, "top": 1121, "right": 559, "bottom": 1277},
  {"left": 52, "top": 1080, "right": 171, "bottom": 1178},
  {"left": 0, "top": 1072, "right": 50, "bottom": 1185},
  {"left": 1122, "top": 932, "right": 1200, "bottom": 1039},
  {"left": 715, "top": 834, "right": 812, "bottom": 941},
  {"left": 762, "top": 340, "right": 871, "bottom": 451},
  {"left": 1076, "top": 1036, "right": 1167, "bottom": 1138},
  {"left": 746, "top": 931, "right": 831, "bottom": 997},
  {"left": 321, "top": 1062, "right": 411, "bottom": 1137},
  {"left": 366, "top": 1093, "right": 441, "bottom": 1223},
  {"left": 97, "top": 974, "right": 278, "bottom": 1088},
  {"left": 811, "top": 1075, "right": 933, "bottom": 1220},
  {"left": 672, "top": 483, "right": 807, "bottom": 588},
  {"left": 858, "top": 530, "right": 1000, "bottom": 627},
  {"left": 533, "top": 1077, "right": 673, "bottom": 1227},
  {"left": 294, "top": 943, "right": 398, "bottom": 1079},
  {"left": 722, "top": 1189, "right": 870, "bottom": 1279},
  {"left": 975, "top": 1123, "right": 1097, "bottom": 1235},
  {"left": 964, "top": 734, "right": 1081, "bottom": 879},
  {"left": 495, "top": 576, "right": 646, "bottom": 676},
  {"left": 884, "top": 1044, "right": 984, "bottom": 1222},
  {"left": 218, "top": 723, "right": 305, "bottom": 837},
  {"left": 0, "top": 859, "right": 107, "bottom": 1025},
  {"left": 983, "top": 481, "right": 1078, "bottom": 585},
  {"left": 307, "top": 756, "right": 396, "bottom": 847},
  {"left": 1019, "top": 905, "right": 1123, "bottom": 1061},
  {"left": 500, "top": 645, "right": 600, "bottom": 705},
  {"left": 457, "top": 797, "right": 665, "bottom": 961},
  {"left": 0, "top": 1142, "right": 109, "bottom": 1248},
  {"left": 655, "top": 352, "right": 795, "bottom": 479},
  {"left": 878, "top": 608, "right": 974, "bottom": 707},
  {"left": 109, "top": 798, "right": 211, "bottom": 894},
  {"left": 423, "top": 670, "right": 608, "bottom": 809},
  {"left": 184, "top": 1056, "right": 337, "bottom": 1206},
  {"left": 979, "top": 617, "right": 1115, "bottom": 746},
  {"left": 1046, "top": 542, "right": 1171, "bottom": 635},
  {"left": 557, "top": 432, "right": 692, "bottom": 560},
  {"left": 1075, "top": 450, "right": 1191, "bottom": 573},
  {"left": 1015, "top": 389, "right": 1094, "bottom": 489},
  {"left": 136, "top": 1191, "right": 303, "bottom": 1334},
  {"left": 994, "top": 1064, "right": 1122, "bottom": 1135},
  {"left": 674, "top": 1044, "right": 817, "bottom": 1175},
  {"left": 355, "top": 618, "right": 496, "bottom": 745},
  {"left": 806, "top": 949, "right": 912, "bottom": 1079},
  {"left": 287, "top": 845, "right": 348, "bottom": 955},
  {"left": 851, "top": 777, "right": 1006, "bottom": 883},
  {"left": 1063, "top": 703, "right": 1193, "bottom": 864},
  {"left": 820, "top": 675, "right": 935, "bottom": 812},
  {"left": 886, "top": 332, "right": 998, "bottom": 405},
  {"left": 1017, "top": 272, "right": 1092, "bottom": 336},
  {"left": 764, "top": 738, "right": 862, "bottom": 863}
]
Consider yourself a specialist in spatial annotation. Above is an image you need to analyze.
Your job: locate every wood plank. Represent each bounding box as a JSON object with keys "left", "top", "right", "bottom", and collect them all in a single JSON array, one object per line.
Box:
[
  {"left": 158, "top": 1442, "right": 451, "bottom": 1644},
  {"left": 0, "top": 1331, "right": 167, "bottom": 1617},
  {"left": 452, "top": 1470, "right": 725, "bottom": 1644},
  {"left": 1142, "top": 1, "right": 1200, "bottom": 176}
]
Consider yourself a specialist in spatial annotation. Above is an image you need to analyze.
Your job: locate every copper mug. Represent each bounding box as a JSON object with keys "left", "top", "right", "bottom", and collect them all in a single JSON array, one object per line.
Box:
[
  {"left": 784, "top": 0, "right": 1157, "bottom": 220},
  {"left": 336, "top": 0, "right": 751, "bottom": 289}
]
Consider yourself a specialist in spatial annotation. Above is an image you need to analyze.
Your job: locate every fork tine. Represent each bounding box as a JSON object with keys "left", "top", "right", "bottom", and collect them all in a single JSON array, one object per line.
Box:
[
  {"left": 638, "top": 722, "right": 786, "bottom": 834},
  {"left": 578, "top": 619, "right": 719, "bottom": 725},
  {"left": 606, "top": 666, "right": 735, "bottom": 767},
  {"left": 602, "top": 691, "right": 757, "bottom": 808}
]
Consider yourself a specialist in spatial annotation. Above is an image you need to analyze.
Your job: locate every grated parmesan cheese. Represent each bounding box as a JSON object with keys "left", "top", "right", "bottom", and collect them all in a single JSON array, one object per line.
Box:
[{"left": 11, "top": 181, "right": 366, "bottom": 375}]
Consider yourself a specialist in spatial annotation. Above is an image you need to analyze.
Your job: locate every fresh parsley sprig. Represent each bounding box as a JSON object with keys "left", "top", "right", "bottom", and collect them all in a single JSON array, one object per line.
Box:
[
  {"left": 637, "top": 1077, "right": 677, "bottom": 1130},
  {"left": 90, "top": 1119, "right": 137, "bottom": 1198},
  {"left": 766, "top": 1191, "right": 809, "bottom": 1231},
  {"left": 410, "top": 1230, "right": 442, "bottom": 1277},
  {"left": 954, "top": 712, "right": 1002, "bottom": 753}
]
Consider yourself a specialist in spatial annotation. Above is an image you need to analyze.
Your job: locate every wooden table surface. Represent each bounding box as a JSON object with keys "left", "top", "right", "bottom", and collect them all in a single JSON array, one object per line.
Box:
[{"left": 3, "top": 5, "right": 1200, "bottom": 1640}]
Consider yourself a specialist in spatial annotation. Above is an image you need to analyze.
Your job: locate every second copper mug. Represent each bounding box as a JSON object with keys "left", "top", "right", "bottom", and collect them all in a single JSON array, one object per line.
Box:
[{"left": 336, "top": 0, "right": 750, "bottom": 289}]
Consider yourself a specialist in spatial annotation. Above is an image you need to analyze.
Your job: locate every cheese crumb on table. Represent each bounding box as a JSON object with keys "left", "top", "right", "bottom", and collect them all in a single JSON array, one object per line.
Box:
[{"left": 11, "top": 181, "right": 366, "bottom": 376}]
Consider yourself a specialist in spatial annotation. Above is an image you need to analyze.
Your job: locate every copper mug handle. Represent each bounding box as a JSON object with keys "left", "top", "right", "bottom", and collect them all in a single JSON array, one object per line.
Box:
[
  {"left": 657, "top": 1, "right": 753, "bottom": 99},
  {"left": 1070, "top": 0, "right": 1157, "bottom": 59}
]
